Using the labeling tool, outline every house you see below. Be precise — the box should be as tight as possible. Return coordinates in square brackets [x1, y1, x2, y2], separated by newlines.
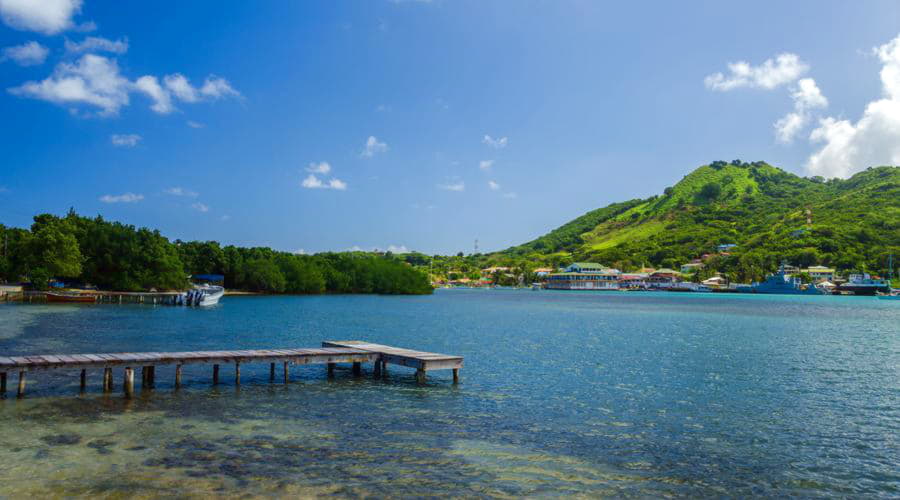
[680, 262, 704, 274]
[533, 268, 553, 277]
[717, 243, 737, 252]
[481, 266, 510, 275]
[646, 269, 682, 288]
[802, 265, 835, 282]
[546, 263, 620, 290]
[619, 273, 650, 288]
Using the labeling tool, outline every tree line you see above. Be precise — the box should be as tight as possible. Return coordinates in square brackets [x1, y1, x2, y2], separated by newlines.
[0, 211, 432, 295]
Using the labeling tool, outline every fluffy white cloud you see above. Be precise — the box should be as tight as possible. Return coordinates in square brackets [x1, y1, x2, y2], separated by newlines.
[482, 134, 507, 148]
[306, 161, 331, 174]
[0, 0, 84, 35]
[438, 181, 465, 192]
[8, 54, 240, 116]
[64, 36, 128, 54]
[191, 202, 209, 213]
[806, 34, 900, 178]
[133, 75, 173, 114]
[774, 78, 828, 143]
[705, 53, 808, 91]
[487, 180, 500, 190]
[99, 192, 143, 203]
[110, 133, 140, 147]
[186, 120, 204, 128]
[387, 245, 409, 253]
[479, 160, 494, 170]
[361, 136, 388, 158]
[503, 192, 518, 199]
[163, 187, 198, 197]
[9, 54, 131, 116]
[301, 174, 346, 190]
[2, 41, 48, 66]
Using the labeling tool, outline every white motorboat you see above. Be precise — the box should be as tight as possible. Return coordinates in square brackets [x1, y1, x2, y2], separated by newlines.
[176, 284, 224, 306]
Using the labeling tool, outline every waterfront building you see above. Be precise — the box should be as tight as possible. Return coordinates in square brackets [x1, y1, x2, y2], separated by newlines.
[619, 273, 650, 288]
[802, 265, 835, 282]
[533, 268, 553, 277]
[680, 262, 704, 274]
[564, 262, 606, 273]
[546, 263, 620, 290]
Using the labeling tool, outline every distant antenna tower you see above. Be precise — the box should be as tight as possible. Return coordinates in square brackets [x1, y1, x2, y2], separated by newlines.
[474, 238, 479, 254]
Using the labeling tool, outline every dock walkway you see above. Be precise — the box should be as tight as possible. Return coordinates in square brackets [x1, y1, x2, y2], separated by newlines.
[0, 341, 462, 398]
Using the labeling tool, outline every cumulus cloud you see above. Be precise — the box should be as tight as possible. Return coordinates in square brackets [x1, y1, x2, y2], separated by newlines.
[438, 180, 465, 192]
[65, 36, 128, 54]
[806, 34, 900, 178]
[0, 0, 85, 35]
[360, 136, 388, 158]
[110, 133, 140, 147]
[9, 54, 131, 116]
[191, 202, 209, 212]
[482, 134, 507, 148]
[479, 159, 494, 170]
[164, 187, 198, 197]
[99, 192, 143, 203]
[705, 53, 808, 91]
[301, 174, 346, 190]
[186, 120, 204, 128]
[306, 161, 331, 174]
[488, 180, 500, 190]
[774, 77, 828, 143]
[8, 54, 240, 116]
[2, 41, 47, 66]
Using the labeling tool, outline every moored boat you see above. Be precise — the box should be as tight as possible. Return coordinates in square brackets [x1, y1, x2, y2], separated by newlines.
[175, 284, 224, 306]
[45, 291, 97, 303]
[837, 274, 890, 296]
[740, 263, 825, 295]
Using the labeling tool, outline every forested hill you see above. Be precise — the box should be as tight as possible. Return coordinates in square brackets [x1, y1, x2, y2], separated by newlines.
[501, 161, 900, 279]
[0, 212, 432, 294]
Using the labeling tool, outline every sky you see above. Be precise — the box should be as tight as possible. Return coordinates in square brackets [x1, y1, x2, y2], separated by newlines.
[1, 1, 900, 255]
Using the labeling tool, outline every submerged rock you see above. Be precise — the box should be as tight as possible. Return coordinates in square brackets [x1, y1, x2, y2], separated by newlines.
[40, 433, 82, 446]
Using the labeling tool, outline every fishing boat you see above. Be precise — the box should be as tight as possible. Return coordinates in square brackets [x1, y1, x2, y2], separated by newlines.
[174, 284, 224, 306]
[739, 263, 825, 295]
[837, 274, 890, 296]
[45, 291, 97, 303]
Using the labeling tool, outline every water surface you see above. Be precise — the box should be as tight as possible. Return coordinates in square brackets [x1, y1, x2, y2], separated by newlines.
[0, 290, 898, 497]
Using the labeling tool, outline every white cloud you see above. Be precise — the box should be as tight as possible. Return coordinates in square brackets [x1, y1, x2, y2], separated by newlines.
[361, 135, 388, 158]
[200, 75, 240, 99]
[186, 120, 204, 128]
[438, 181, 465, 192]
[0, 0, 84, 35]
[375, 104, 391, 112]
[503, 192, 518, 199]
[163, 187, 198, 197]
[488, 180, 500, 190]
[806, 34, 900, 178]
[387, 245, 409, 253]
[110, 133, 140, 147]
[64, 36, 128, 54]
[2, 41, 48, 66]
[705, 53, 808, 91]
[191, 202, 209, 213]
[482, 134, 507, 148]
[294, 248, 306, 255]
[301, 174, 346, 190]
[9, 54, 131, 116]
[220, 215, 231, 222]
[99, 192, 143, 203]
[306, 161, 331, 174]
[9, 54, 240, 116]
[774, 77, 828, 143]
[479, 159, 494, 170]
[163, 73, 198, 102]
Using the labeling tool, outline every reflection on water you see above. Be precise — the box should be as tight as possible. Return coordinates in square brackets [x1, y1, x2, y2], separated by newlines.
[0, 291, 898, 497]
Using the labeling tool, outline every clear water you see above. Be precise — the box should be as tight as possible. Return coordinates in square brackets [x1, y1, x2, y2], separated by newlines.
[0, 290, 897, 497]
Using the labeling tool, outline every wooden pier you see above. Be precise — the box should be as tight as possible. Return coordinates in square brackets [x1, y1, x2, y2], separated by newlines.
[0, 341, 463, 398]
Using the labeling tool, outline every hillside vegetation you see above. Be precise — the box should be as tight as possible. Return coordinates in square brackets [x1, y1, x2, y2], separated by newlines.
[501, 161, 899, 281]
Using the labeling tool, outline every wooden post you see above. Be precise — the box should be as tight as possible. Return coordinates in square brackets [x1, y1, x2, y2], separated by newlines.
[270, 363, 275, 382]
[103, 367, 112, 392]
[1, 372, 6, 395]
[373, 359, 382, 377]
[148, 366, 155, 386]
[283, 362, 289, 383]
[453, 368, 460, 384]
[124, 367, 134, 398]
[141, 366, 148, 386]
[213, 364, 220, 385]
[381, 360, 388, 378]
[327, 363, 335, 377]
[80, 369, 87, 392]
[352, 362, 362, 376]
[234, 362, 241, 385]
[17, 371, 25, 397]
[415, 369, 426, 384]
[175, 364, 182, 388]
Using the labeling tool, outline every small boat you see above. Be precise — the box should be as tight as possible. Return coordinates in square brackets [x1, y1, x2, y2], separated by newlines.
[531, 283, 542, 290]
[45, 291, 97, 303]
[175, 284, 224, 306]
[837, 273, 891, 296]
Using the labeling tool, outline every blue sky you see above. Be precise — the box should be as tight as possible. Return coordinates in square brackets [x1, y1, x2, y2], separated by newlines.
[2, 1, 900, 254]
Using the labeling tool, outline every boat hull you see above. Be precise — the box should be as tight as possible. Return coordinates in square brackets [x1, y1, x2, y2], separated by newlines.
[45, 292, 96, 303]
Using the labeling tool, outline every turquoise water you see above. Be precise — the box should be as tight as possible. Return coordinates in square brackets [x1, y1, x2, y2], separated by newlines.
[0, 290, 898, 497]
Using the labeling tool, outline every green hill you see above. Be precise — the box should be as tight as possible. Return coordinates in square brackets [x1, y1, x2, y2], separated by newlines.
[502, 161, 900, 281]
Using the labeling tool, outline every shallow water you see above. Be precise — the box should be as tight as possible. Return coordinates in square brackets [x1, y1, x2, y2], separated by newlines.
[0, 290, 898, 497]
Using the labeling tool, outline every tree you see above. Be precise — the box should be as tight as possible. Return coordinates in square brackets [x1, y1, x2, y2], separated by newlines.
[29, 216, 82, 278]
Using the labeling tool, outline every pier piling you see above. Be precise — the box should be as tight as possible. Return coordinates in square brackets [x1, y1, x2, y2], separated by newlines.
[124, 368, 134, 398]
[17, 371, 25, 397]
[0, 372, 6, 395]
[80, 369, 86, 392]
[327, 363, 335, 377]
[235, 362, 240, 385]
[213, 364, 219, 385]
[175, 364, 182, 388]
[352, 362, 362, 376]
[270, 363, 275, 382]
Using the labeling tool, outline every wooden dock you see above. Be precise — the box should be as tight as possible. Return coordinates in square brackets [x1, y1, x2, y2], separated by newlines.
[0, 341, 463, 398]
